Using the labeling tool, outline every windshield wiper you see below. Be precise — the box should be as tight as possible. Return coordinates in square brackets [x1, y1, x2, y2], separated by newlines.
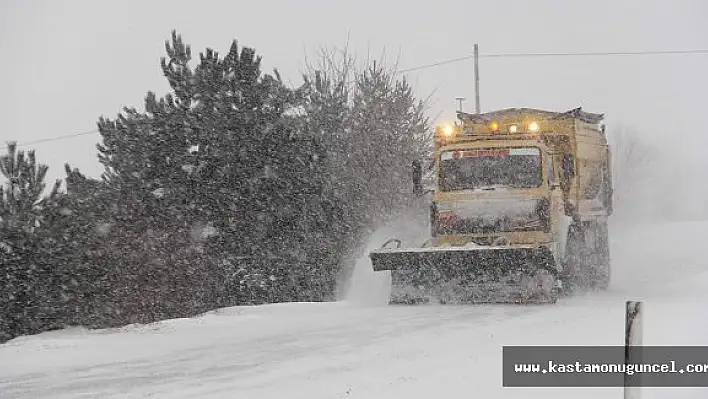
[477, 184, 509, 191]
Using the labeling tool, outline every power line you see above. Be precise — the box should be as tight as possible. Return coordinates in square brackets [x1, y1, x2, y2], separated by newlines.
[398, 54, 477, 73]
[4, 48, 708, 150]
[485, 49, 708, 58]
[340, 48, 708, 85]
[399, 49, 708, 73]
[2, 129, 99, 150]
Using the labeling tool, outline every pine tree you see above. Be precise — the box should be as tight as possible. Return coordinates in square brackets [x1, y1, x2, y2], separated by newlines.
[39, 165, 116, 328]
[0, 142, 61, 340]
[96, 31, 334, 310]
[299, 52, 432, 297]
[347, 62, 430, 225]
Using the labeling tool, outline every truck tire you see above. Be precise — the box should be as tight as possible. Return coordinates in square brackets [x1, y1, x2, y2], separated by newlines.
[563, 221, 610, 291]
[593, 221, 611, 290]
[562, 222, 586, 289]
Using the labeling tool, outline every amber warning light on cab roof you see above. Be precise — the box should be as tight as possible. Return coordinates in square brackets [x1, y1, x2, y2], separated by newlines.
[434, 120, 543, 144]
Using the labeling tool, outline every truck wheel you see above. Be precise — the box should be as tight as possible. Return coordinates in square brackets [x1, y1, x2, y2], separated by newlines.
[563, 221, 609, 291]
[592, 221, 611, 290]
[580, 220, 611, 291]
[562, 222, 587, 290]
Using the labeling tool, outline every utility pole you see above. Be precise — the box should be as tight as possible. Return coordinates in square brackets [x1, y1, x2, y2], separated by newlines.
[474, 44, 481, 114]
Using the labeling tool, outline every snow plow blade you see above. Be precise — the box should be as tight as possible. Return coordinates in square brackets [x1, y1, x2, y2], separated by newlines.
[369, 245, 559, 304]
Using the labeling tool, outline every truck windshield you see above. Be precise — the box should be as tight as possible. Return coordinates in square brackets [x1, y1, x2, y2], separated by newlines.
[438, 147, 542, 191]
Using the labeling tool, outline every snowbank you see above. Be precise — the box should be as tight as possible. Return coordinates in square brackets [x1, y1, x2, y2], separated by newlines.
[1, 219, 707, 398]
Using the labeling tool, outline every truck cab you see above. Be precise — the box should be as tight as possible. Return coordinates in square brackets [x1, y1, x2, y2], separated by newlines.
[425, 107, 612, 288]
[372, 107, 612, 304]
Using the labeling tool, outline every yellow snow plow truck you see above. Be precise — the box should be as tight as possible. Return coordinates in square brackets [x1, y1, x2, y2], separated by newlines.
[369, 107, 613, 304]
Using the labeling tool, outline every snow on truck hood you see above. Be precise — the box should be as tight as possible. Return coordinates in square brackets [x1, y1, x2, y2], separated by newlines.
[437, 197, 541, 220]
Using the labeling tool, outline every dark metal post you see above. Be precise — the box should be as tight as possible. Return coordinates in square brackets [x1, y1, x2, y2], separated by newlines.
[624, 301, 643, 398]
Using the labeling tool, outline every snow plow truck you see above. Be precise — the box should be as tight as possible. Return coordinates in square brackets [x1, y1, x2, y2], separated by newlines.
[369, 107, 613, 304]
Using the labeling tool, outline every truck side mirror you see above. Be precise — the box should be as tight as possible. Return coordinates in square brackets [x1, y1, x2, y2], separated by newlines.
[412, 160, 423, 196]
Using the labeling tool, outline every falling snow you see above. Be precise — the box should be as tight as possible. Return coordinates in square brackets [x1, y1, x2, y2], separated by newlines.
[1, 7, 707, 399]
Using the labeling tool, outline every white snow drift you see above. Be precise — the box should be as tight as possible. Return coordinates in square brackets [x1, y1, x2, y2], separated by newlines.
[1, 219, 708, 398]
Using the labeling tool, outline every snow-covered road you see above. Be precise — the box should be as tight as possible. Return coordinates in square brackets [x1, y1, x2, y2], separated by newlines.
[2, 220, 708, 398]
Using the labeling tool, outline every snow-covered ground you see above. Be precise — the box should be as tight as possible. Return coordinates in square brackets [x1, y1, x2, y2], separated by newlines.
[2, 218, 708, 398]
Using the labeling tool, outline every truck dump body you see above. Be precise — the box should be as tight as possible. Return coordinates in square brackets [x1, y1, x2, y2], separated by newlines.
[370, 107, 612, 304]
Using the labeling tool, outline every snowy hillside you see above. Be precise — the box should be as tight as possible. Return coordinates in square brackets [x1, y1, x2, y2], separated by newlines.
[1, 219, 708, 398]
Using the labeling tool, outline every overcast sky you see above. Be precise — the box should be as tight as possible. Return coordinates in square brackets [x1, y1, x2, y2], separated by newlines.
[1, 0, 707, 183]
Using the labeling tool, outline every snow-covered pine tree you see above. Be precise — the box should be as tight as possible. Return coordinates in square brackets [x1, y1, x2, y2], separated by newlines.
[40, 164, 116, 328]
[96, 31, 335, 311]
[297, 68, 354, 300]
[300, 51, 432, 296]
[348, 62, 431, 225]
[0, 142, 61, 341]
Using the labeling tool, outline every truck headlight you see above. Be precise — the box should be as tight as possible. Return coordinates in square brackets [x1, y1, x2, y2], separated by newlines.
[442, 124, 454, 136]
